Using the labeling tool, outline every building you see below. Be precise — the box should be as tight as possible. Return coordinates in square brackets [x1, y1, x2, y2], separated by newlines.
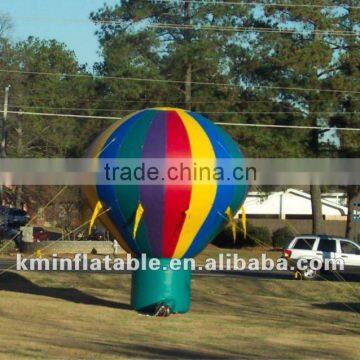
[237, 188, 347, 221]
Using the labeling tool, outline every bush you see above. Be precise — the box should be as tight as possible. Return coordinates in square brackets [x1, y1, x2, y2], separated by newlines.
[272, 226, 295, 249]
[212, 226, 242, 248]
[212, 223, 271, 248]
[247, 225, 272, 247]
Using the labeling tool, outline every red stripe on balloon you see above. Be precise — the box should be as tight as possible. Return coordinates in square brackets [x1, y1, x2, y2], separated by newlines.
[162, 111, 192, 258]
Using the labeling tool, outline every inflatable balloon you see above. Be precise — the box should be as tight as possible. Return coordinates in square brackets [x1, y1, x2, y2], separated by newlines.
[84, 108, 247, 315]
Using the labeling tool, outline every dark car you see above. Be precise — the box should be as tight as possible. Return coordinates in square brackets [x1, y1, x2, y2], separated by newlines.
[33, 227, 50, 242]
[0, 206, 29, 247]
[88, 229, 105, 241]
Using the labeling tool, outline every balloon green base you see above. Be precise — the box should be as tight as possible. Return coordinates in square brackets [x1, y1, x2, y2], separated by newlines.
[131, 258, 191, 314]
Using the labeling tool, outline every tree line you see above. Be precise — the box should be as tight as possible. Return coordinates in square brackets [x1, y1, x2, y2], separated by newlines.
[0, 1, 358, 239]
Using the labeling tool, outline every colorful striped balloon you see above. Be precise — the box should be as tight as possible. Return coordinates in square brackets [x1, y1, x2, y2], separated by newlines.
[84, 108, 247, 259]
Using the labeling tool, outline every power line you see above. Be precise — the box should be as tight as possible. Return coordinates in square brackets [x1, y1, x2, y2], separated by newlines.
[149, 23, 358, 36]
[223, 112, 357, 115]
[5, 95, 360, 104]
[8, 16, 359, 37]
[216, 122, 360, 131]
[9, 106, 134, 113]
[153, 0, 360, 10]
[194, 111, 358, 115]
[1, 69, 359, 94]
[7, 105, 359, 115]
[1, 109, 359, 131]
[3, 110, 119, 120]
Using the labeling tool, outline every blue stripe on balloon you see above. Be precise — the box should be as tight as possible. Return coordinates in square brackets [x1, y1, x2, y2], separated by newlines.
[184, 112, 237, 258]
[213, 122, 248, 212]
[96, 111, 147, 254]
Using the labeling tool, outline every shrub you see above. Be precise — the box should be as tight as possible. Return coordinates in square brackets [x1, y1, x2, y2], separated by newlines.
[212, 226, 242, 248]
[247, 225, 272, 247]
[212, 223, 271, 248]
[272, 226, 295, 249]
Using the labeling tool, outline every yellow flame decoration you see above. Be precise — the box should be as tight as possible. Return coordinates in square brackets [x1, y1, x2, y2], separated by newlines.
[133, 202, 144, 239]
[88, 201, 103, 235]
[241, 206, 247, 239]
[225, 206, 237, 243]
[225, 206, 246, 243]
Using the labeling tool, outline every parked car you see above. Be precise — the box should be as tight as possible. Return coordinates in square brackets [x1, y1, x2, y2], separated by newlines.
[283, 235, 360, 280]
[32, 227, 50, 242]
[0, 207, 29, 251]
[88, 229, 105, 241]
[0, 206, 28, 232]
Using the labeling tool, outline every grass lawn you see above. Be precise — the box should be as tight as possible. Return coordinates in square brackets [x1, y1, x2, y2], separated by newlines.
[0, 269, 359, 359]
[1, 244, 281, 265]
[195, 244, 281, 264]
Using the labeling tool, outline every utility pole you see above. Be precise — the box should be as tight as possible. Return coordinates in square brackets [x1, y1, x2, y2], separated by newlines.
[0, 85, 10, 205]
[184, 0, 192, 110]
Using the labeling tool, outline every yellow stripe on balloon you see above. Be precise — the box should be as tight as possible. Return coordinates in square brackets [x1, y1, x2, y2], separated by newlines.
[172, 109, 217, 258]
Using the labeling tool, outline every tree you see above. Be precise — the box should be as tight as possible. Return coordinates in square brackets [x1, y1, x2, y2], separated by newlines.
[0, 36, 102, 221]
[90, 1, 259, 112]
[90, 1, 309, 155]
[0, 13, 12, 205]
[0, 37, 102, 158]
[325, 2, 359, 239]
[0, 13, 12, 39]
[226, 2, 359, 233]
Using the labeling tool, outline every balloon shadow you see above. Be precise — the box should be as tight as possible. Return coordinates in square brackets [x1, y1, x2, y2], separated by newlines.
[0, 271, 132, 310]
[90, 342, 233, 359]
[312, 302, 360, 313]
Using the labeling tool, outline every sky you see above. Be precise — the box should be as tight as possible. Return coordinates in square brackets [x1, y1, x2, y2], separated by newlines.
[1, 0, 118, 68]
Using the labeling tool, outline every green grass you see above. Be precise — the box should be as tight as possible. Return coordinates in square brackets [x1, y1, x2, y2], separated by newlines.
[0, 269, 359, 359]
